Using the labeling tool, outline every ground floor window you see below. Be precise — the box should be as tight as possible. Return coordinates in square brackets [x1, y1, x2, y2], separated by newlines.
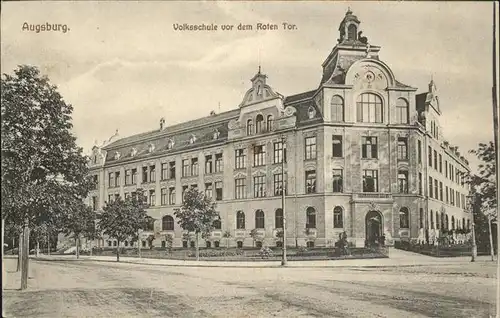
[182, 241, 188, 248]
[108, 240, 112, 247]
[214, 241, 220, 248]
[256, 241, 263, 248]
[142, 241, 146, 248]
[190, 241, 195, 248]
[276, 241, 283, 248]
[237, 241, 243, 248]
[113, 241, 117, 247]
[161, 241, 166, 248]
[206, 241, 211, 248]
[124, 241, 129, 247]
[306, 241, 315, 248]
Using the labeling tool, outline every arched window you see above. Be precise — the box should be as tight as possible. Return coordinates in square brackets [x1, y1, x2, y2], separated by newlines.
[255, 114, 264, 133]
[306, 207, 316, 229]
[441, 213, 446, 230]
[419, 208, 424, 229]
[255, 210, 265, 229]
[347, 24, 357, 41]
[445, 214, 449, 230]
[331, 95, 344, 122]
[212, 219, 221, 230]
[399, 207, 409, 229]
[356, 93, 383, 123]
[246, 119, 253, 136]
[451, 216, 455, 230]
[266, 115, 274, 131]
[436, 212, 440, 229]
[430, 210, 434, 229]
[467, 219, 470, 230]
[162, 215, 174, 231]
[275, 208, 283, 228]
[236, 211, 245, 229]
[462, 217, 466, 230]
[333, 206, 343, 228]
[396, 98, 409, 124]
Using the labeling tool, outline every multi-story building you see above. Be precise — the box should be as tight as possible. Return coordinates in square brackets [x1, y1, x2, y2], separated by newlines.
[83, 9, 471, 249]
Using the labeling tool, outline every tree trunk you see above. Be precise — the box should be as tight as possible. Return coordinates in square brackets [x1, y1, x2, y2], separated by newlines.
[17, 231, 23, 272]
[226, 238, 229, 249]
[21, 219, 29, 290]
[47, 231, 50, 255]
[75, 236, 80, 259]
[36, 240, 40, 257]
[195, 232, 200, 261]
[89, 237, 93, 257]
[116, 240, 120, 262]
[488, 217, 495, 261]
[2, 218, 5, 291]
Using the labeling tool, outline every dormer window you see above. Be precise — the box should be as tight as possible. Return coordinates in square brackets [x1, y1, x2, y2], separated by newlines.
[148, 143, 155, 153]
[114, 152, 121, 160]
[347, 24, 357, 41]
[130, 148, 137, 157]
[246, 119, 253, 136]
[308, 106, 316, 119]
[189, 134, 196, 144]
[213, 129, 220, 140]
[266, 115, 274, 131]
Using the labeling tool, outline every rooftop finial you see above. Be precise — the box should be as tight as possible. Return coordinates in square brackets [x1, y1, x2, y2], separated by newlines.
[346, 7, 352, 15]
[258, 65, 261, 74]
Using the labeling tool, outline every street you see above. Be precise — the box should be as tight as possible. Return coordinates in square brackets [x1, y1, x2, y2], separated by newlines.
[2, 258, 497, 317]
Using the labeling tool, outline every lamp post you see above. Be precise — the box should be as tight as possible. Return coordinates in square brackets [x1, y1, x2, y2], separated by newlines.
[281, 135, 287, 266]
[467, 194, 477, 262]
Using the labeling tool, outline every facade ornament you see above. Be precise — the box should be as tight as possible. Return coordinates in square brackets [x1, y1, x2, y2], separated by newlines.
[213, 129, 220, 140]
[365, 43, 371, 57]
[113, 151, 121, 160]
[166, 138, 175, 150]
[130, 148, 137, 157]
[308, 106, 316, 119]
[160, 118, 166, 131]
[189, 134, 197, 144]
[148, 143, 155, 153]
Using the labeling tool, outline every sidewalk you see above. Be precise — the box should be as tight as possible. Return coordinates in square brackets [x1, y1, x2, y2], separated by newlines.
[29, 249, 495, 269]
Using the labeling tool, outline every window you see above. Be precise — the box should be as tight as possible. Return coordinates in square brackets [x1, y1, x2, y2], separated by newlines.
[397, 137, 408, 160]
[149, 166, 155, 182]
[162, 215, 174, 231]
[363, 170, 378, 192]
[253, 145, 266, 166]
[182, 159, 190, 177]
[439, 182, 443, 201]
[332, 135, 343, 157]
[267, 115, 274, 131]
[114, 172, 120, 187]
[305, 136, 317, 160]
[115, 193, 120, 201]
[356, 93, 383, 123]
[331, 95, 344, 122]
[450, 188, 455, 205]
[399, 207, 409, 229]
[182, 185, 188, 202]
[445, 186, 449, 203]
[109, 172, 115, 188]
[246, 119, 253, 135]
[108, 241, 112, 247]
[235, 149, 246, 169]
[428, 146, 432, 167]
[333, 206, 343, 228]
[205, 183, 213, 199]
[332, 169, 343, 193]
[428, 176, 433, 198]
[160, 163, 167, 180]
[451, 216, 455, 230]
[273, 141, 286, 164]
[92, 196, 98, 211]
[436, 212, 440, 229]
[237, 241, 243, 248]
[255, 210, 265, 228]
[419, 208, 424, 229]
[396, 98, 409, 124]
[418, 140, 422, 164]
[236, 211, 245, 229]
[149, 190, 156, 206]
[439, 154, 443, 173]
[398, 170, 408, 193]
[434, 180, 438, 201]
[256, 114, 264, 133]
[161, 188, 167, 205]
[306, 207, 316, 229]
[433, 150, 438, 170]
[168, 187, 175, 205]
[235, 178, 246, 199]
[213, 219, 221, 230]
[273, 173, 284, 196]
[456, 191, 460, 208]
[347, 24, 357, 40]
[275, 208, 283, 228]
[169, 162, 176, 179]
[430, 210, 434, 229]
[205, 155, 213, 174]
[142, 167, 148, 183]
[113, 241, 117, 247]
[362, 136, 378, 159]
[305, 170, 316, 193]
[125, 170, 131, 185]
[214, 241, 220, 248]
[215, 181, 223, 200]
[254, 175, 266, 198]
[215, 153, 223, 172]
[191, 158, 198, 176]
[418, 172, 423, 195]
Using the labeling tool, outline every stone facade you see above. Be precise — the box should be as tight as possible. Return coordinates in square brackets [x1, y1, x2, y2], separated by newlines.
[73, 10, 472, 250]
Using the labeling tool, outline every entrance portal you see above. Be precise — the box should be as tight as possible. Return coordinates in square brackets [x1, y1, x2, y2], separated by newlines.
[365, 210, 383, 247]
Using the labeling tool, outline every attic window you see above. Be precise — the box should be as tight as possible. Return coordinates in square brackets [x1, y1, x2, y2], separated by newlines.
[308, 106, 316, 119]
[148, 144, 155, 153]
[130, 148, 137, 157]
[189, 135, 197, 144]
[213, 129, 220, 140]
[114, 152, 121, 160]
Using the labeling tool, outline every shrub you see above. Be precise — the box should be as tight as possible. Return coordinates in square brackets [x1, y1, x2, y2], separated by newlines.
[297, 246, 308, 255]
[258, 247, 274, 259]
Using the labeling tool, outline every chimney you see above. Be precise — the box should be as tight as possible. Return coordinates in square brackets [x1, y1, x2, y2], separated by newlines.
[160, 117, 166, 130]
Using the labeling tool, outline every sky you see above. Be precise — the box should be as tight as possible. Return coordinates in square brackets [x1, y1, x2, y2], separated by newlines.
[1, 1, 495, 172]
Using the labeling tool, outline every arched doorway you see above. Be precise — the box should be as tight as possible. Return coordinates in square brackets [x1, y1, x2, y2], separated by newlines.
[365, 210, 383, 246]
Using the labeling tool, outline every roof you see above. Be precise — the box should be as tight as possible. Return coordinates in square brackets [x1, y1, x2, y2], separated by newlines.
[283, 90, 316, 104]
